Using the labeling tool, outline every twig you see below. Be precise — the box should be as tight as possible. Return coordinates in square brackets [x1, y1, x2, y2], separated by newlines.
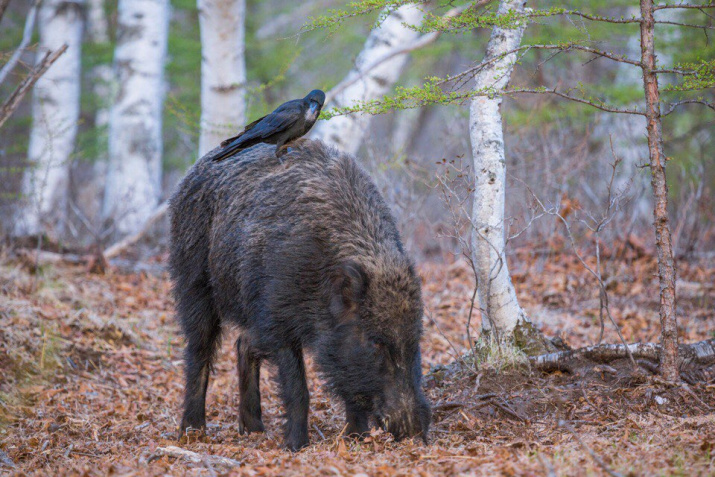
[559, 420, 623, 477]
[0, 44, 68, 129]
[654, 3, 715, 10]
[312, 423, 326, 440]
[503, 87, 645, 115]
[493, 399, 528, 422]
[0, 0, 38, 85]
[661, 99, 715, 116]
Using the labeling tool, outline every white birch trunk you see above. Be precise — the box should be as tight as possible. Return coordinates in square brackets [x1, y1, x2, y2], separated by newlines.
[470, 0, 528, 336]
[15, 0, 84, 237]
[311, 4, 424, 155]
[87, 0, 109, 43]
[102, 0, 168, 237]
[197, 0, 246, 156]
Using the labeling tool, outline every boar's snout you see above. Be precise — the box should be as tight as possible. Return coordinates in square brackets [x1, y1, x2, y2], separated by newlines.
[377, 387, 431, 443]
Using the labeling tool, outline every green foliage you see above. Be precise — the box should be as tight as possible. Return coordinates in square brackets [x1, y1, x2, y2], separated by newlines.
[663, 59, 715, 92]
[303, 0, 416, 33]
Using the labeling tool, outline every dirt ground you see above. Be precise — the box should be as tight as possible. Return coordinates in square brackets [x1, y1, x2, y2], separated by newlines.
[1, 245, 714, 476]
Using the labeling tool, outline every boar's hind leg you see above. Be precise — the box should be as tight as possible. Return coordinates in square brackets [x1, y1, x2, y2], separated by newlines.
[237, 335, 265, 434]
[177, 282, 221, 439]
[276, 346, 310, 451]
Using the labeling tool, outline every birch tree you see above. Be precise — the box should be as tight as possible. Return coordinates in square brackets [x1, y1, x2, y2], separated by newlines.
[197, 0, 247, 156]
[469, 0, 532, 342]
[15, 0, 84, 237]
[311, 4, 425, 155]
[102, 0, 169, 238]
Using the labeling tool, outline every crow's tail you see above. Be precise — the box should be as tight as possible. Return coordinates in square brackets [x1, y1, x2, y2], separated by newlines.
[212, 141, 245, 162]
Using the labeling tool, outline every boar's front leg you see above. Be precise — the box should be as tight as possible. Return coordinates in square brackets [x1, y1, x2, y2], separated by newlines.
[345, 406, 370, 437]
[276, 346, 310, 451]
[236, 335, 265, 434]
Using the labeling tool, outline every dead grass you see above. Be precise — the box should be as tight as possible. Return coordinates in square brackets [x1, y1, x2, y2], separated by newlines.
[0, 246, 714, 475]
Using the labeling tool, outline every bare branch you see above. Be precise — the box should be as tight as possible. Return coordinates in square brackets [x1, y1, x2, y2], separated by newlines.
[555, 9, 640, 24]
[654, 3, 715, 10]
[503, 87, 645, 115]
[656, 19, 715, 29]
[662, 98, 715, 116]
[0, 44, 68, 129]
[443, 43, 642, 92]
[0, 0, 39, 85]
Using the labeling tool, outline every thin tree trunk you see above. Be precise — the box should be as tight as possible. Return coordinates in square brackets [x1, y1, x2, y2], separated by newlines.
[102, 0, 168, 238]
[197, 0, 246, 156]
[311, 4, 424, 155]
[639, 0, 679, 382]
[15, 0, 84, 238]
[469, 0, 540, 346]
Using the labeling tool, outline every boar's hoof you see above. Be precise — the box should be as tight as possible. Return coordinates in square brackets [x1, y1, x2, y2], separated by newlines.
[284, 432, 309, 452]
[238, 414, 265, 435]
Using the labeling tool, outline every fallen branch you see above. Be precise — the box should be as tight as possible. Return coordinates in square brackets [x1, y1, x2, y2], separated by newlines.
[104, 201, 169, 259]
[15, 248, 84, 268]
[0, 44, 67, 129]
[531, 339, 715, 370]
[153, 446, 241, 467]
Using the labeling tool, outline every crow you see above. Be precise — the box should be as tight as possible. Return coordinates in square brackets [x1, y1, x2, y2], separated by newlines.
[212, 90, 326, 162]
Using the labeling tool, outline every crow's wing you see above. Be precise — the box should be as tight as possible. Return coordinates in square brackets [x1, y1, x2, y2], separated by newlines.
[219, 115, 266, 147]
[213, 100, 306, 162]
[218, 99, 304, 147]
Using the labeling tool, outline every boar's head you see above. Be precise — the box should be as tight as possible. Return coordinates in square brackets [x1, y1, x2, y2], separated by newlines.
[318, 259, 431, 443]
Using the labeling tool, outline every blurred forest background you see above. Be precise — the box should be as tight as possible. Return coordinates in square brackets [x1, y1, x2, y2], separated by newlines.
[1, 0, 713, 260]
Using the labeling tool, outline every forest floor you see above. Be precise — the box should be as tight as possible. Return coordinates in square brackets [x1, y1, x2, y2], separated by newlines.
[1, 241, 714, 476]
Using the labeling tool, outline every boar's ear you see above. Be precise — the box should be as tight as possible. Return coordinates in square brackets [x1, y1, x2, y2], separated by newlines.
[329, 262, 368, 319]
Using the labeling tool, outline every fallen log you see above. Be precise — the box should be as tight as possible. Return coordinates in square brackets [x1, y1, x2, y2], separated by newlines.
[530, 339, 715, 371]
[153, 446, 241, 467]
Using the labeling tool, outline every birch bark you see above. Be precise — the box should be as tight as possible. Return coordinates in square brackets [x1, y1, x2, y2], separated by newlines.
[469, 0, 531, 339]
[16, 0, 84, 237]
[102, 0, 168, 237]
[197, 0, 246, 156]
[311, 4, 424, 155]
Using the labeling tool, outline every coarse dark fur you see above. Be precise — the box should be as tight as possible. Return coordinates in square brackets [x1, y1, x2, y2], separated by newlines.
[169, 140, 431, 451]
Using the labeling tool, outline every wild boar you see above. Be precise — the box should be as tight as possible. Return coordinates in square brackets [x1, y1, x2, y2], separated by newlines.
[169, 140, 430, 450]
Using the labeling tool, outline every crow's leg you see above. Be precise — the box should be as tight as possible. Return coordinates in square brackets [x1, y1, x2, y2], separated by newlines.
[275, 143, 289, 161]
[237, 335, 265, 434]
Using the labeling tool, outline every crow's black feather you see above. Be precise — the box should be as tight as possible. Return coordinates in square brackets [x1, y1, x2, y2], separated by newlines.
[213, 90, 326, 162]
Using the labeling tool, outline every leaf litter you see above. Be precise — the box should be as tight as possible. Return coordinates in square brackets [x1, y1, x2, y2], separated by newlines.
[0, 244, 713, 475]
